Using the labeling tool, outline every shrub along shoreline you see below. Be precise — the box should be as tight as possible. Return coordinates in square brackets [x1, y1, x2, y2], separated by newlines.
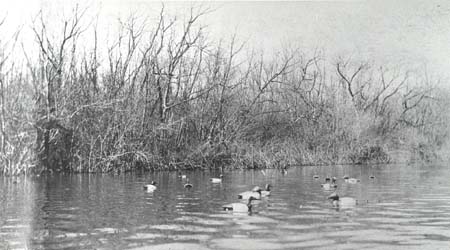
[0, 6, 449, 175]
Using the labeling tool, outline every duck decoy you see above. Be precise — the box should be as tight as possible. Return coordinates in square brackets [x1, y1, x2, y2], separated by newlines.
[369, 175, 375, 179]
[238, 186, 262, 200]
[313, 175, 320, 179]
[178, 173, 187, 179]
[345, 178, 360, 184]
[321, 178, 337, 190]
[327, 192, 357, 209]
[143, 181, 157, 192]
[210, 174, 223, 183]
[325, 176, 331, 182]
[223, 196, 257, 213]
[261, 184, 272, 197]
[184, 178, 193, 189]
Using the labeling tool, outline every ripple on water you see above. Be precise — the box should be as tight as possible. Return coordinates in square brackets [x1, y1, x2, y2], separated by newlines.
[278, 224, 317, 230]
[209, 238, 283, 250]
[328, 229, 415, 243]
[167, 234, 212, 241]
[124, 233, 164, 240]
[420, 221, 450, 226]
[129, 243, 211, 250]
[284, 239, 336, 249]
[174, 216, 229, 226]
[2, 165, 450, 250]
[150, 224, 218, 233]
[94, 227, 128, 234]
[359, 217, 418, 224]
[279, 232, 327, 242]
[284, 214, 335, 220]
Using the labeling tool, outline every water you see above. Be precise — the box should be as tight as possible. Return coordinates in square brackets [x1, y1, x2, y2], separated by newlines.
[1, 164, 450, 250]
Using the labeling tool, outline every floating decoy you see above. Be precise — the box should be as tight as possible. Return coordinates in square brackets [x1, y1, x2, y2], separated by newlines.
[184, 178, 193, 189]
[313, 175, 320, 179]
[210, 174, 223, 183]
[345, 178, 360, 184]
[369, 175, 375, 179]
[325, 176, 331, 182]
[261, 184, 272, 197]
[328, 192, 357, 209]
[223, 196, 257, 213]
[321, 178, 337, 190]
[178, 173, 187, 179]
[143, 181, 157, 192]
[343, 175, 349, 180]
[238, 186, 262, 200]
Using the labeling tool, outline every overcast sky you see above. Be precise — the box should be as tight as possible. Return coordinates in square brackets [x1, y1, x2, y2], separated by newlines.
[2, 0, 450, 83]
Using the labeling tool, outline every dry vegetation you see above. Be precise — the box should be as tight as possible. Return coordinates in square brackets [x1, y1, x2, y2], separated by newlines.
[1, 6, 449, 175]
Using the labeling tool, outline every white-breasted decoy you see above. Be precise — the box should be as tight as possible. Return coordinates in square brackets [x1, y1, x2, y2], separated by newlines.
[223, 196, 257, 213]
[345, 178, 360, 184]
[328, 192, 357, 209]
[184, 178, 193, 189]
[210, 174, 223, 183]
[178, 173, 187, 179]
[143, 181, 157, 192]
[238, 186, 262, 200]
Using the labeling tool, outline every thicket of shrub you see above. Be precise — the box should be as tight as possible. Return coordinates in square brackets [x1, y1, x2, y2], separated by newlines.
[1, 6, 449, 174]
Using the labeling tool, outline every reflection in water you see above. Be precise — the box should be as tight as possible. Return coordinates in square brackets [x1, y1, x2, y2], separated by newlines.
[0, 164, 450, 249]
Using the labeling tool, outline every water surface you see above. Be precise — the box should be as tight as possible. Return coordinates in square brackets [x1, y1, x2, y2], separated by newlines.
[1, 164, 450, 250]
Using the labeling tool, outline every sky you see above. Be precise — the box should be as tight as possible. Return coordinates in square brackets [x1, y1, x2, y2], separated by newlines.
[1, 0, 450, 83]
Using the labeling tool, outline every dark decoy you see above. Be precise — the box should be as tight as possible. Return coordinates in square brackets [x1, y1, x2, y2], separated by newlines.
[328, 192, 357, 208]
[261, 184, 272, 197]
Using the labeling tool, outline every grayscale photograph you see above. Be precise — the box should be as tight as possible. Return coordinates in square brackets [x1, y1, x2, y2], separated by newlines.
[0, 0, 449, 249]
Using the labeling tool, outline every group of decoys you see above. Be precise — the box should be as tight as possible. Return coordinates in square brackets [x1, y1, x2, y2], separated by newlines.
[143, 170, 373, 213]
[143, 172, 224, 192]
[223, 184, 272, 212]
[318, 174, 375, 208]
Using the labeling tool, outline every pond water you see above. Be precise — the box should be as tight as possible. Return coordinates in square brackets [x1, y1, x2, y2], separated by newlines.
[1, 164, 450, 250]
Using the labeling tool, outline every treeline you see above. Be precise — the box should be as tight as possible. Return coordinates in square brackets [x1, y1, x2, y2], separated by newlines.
[0, 6, 449, 175]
